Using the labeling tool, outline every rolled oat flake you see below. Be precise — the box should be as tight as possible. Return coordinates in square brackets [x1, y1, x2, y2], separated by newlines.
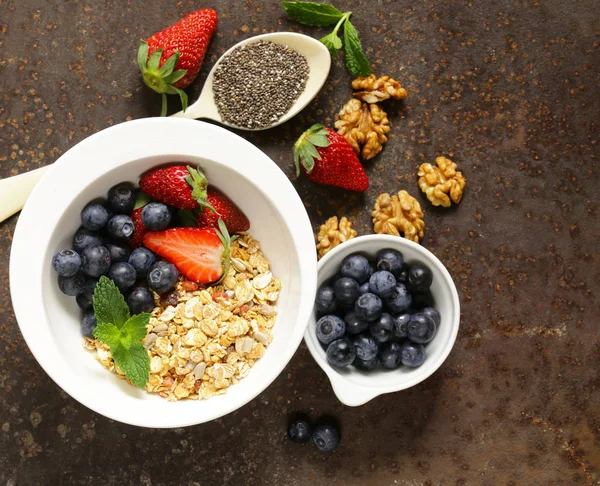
[212, 41, 309, 129]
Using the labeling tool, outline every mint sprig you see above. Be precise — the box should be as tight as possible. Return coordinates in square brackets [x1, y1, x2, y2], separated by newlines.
[92, 276, 150, 389]
[281, 2, 371, 77]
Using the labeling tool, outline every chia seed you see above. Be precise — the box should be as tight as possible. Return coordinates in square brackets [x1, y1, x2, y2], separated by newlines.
[212, 41, 310, 129]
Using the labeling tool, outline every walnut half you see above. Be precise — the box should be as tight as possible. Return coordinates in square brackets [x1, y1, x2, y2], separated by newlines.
[352, 74, 408, 103]
[316, 216, 357, 259]
[335, 98, 391, 161]
[372, 190, 425, 243]
[418, 156, 466, 207]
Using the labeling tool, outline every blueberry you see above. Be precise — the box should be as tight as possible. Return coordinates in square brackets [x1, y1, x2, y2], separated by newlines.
[128, 247, 156, 279]
[81, 245, 111, 278]
[393, 313, 411, 340]
[333, 277, 360, 306]
[407, 313, 436, 343]
[58, 272, 86, 296]
[340, 254, 371, 283]
[72, 227, 104, 253]
[106, 243, 131, 264]
[344, 311, 369, 335]
[287, 418, 312, 444]
[107, 214, 135, 240]
[354, 293, 382, 322]
[81, 312, 97, 338]
[107, 262, 137, 291]
[412, 291, 434, 309]
[378, 342, 403, 369]
[352, 334, 379, 361]
[147, 261, 179, 293]
[367, 263, 376, 279]
[76, 292, 93, 311]
[107, 182, 136, 214]
[81, 203, 109, 231]
[384, 283, 412, 314]
[315, 315, 345, 345]
[422, 307, 441, 327]
[406, 264, 433, 292]
[358, 281, 370, 296]
[312, 423, 340, 452]
[83, 277, 99, 301]
[315, 286, 337, 315]
[353, 356, 379, 370]
[326, 337, 356, 368]
[397, 269, 408, 283]
[52, 249, 81, 277]
[127, 287, 155, 314]
[141, 202, 171, 231]
[370, 313, 394, 343]
[368, 271, 396, 298]
[376, 248, 405, 278]
[401, 341, 426, 367]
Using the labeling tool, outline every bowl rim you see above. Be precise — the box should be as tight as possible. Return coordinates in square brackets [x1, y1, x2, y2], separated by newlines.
[9, 117, 317, 427]
[304, 234, 460, 406]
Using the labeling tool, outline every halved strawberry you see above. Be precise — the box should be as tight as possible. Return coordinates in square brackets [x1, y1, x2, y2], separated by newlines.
[129, 208, 148, 248]
[196, 187, 249, 233]
[143, 219, 233, 284]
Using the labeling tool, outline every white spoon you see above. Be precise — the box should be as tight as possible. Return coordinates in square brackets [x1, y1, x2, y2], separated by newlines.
[0, 32, 331, 223]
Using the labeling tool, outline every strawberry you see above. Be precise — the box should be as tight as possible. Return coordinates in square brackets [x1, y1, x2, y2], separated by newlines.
[129, 208, 148, 248]
[293, 124, 369, 192]
[138, 8, 218, 116]
[196, 187, 250, 233]
[143, 220, 234, 284]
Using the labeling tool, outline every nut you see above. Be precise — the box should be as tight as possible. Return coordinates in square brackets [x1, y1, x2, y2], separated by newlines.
[334, 98, 390, 160]
[372, 190, 425, 243]
[315, 216, 357, 259]
[352, 74, 408, 103]
[418, 156, 466, 207]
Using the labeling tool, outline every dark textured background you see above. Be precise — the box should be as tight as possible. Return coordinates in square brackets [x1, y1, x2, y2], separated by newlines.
[1, 0, 598, 484]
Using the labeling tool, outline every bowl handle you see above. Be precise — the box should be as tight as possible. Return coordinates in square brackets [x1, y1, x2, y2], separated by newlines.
[0, 166, 50, 224]
[327, 374, 383, 407]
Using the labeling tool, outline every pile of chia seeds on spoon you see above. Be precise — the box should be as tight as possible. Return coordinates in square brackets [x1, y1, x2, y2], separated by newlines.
[212, 40, 310, 129]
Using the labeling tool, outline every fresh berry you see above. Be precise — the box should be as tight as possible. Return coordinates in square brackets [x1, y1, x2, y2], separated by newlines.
[107, 182, 137, 214]
[393, 313, 411, 340]
[83, 278, 99, 301]
[81, 203, 109, 231]
[107, 214, 135, 240]
[354, 293, 382, 322]
[352, 334, 379, 361]
[326, 337, 356, 368]
[81, 312, 97, 338]
[73, 227, 104, 254]
[315, 286, 337, 315]
[127, 287, 155, 314]
[353, 356, 379, 370]
[141, 202, 172, 231]
[368, 271, 396, 298]
[196, 187, 250, 233]
[422, 307, 441, 327]
[147, 261, 179, 293]
[407, 313, 437, 343]
[76, 292, 93, 311]
[58, 272, 86, 296]
[401, 341, 426, 367]
[315, 315, 345, 345]
[52, 249, 81, 277]
[339, 254, 371, 283]
[370, 313, 394, 343]
[344, 311, 369, 335]
[333, 277, 360, 306]
[406, 264, 433, 292]
[358, 281, 370, 295]
[128, 247, 157, 279]
[129, 208, 148, 248]
[144, 221, 232, 284]
[106, 243, 131, 264]
[107, 262, 137, 291]
[379, 342, 403, 369]
[376, 249, 404, 278]
[139, 8, 218, 115]
[412, 291, 434, 309]
[81, 246, 111, 278]
[287, 417, 312, 444]
[312, 423, 340, 452]
[293, 125, 369, 192]
[384, 283, 412, 314]
[396, 268, 408, 283]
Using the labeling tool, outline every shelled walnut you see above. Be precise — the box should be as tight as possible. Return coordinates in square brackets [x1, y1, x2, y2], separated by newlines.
[316, 216, 357, 259]
[352, 74, 408, 103]
[372, 190, 425, 243]
[418, 156, 466, 207]
[335, 99, 391, 160]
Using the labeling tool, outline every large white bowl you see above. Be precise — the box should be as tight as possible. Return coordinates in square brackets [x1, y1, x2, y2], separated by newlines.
[305, 235, 460, 406]
[9, 118, 317, 428]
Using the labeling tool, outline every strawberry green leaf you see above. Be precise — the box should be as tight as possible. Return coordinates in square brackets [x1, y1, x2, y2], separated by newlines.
[158, 51, 179, 77]
[164, 70, 187, 85]
[92, 276, 130, 329]
[172, 87, 188, 113]
[137, 41, 149, 72]
[147, 49, 163, 71]
[185, 166, 216, 213]
[293, 124, 329, 176]
[216, 218, 233, 284]
[134, 191, 152, 210]
[160, 94, 168, 117]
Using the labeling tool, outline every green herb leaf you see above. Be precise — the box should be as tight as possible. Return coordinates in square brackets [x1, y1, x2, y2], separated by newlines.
[111, 342, 150, 389]
[343, 21, 371, 77]
[121, 313, 151, 346]
[92, 276, 130, 329]
[93, 323, 122, 349]
[282, 1, 345, 26]
[320, 31, 342, 57]
[134, 191, 152, 210]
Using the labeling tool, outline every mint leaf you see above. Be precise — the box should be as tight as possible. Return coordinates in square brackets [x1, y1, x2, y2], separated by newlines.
[121, 313, 151, 346]
[111, 342, 150, 389]
[320, 31, 342, 57]
[343, 21, 371, 77]
[93, 323, 122, 349]
[282, 1, 345, 26]
[93, 276, 130, 329]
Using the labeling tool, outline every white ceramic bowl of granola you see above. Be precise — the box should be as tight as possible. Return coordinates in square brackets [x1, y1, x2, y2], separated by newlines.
[10, 117, 317, 428]
[304, 235, 460, 406]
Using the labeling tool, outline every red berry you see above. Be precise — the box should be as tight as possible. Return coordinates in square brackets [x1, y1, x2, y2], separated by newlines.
[196, 187, 250, 233]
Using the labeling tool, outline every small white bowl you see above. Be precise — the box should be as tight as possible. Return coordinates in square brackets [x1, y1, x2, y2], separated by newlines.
[10, 117, 317, 428]
[304, 235, 460, 406]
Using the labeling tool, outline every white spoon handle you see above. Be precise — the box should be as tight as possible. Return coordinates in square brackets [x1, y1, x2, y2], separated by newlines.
[0, 166, 50, 224]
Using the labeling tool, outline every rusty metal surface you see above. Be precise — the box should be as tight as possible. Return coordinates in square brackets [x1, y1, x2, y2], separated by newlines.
[0, 0, 598, 484]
